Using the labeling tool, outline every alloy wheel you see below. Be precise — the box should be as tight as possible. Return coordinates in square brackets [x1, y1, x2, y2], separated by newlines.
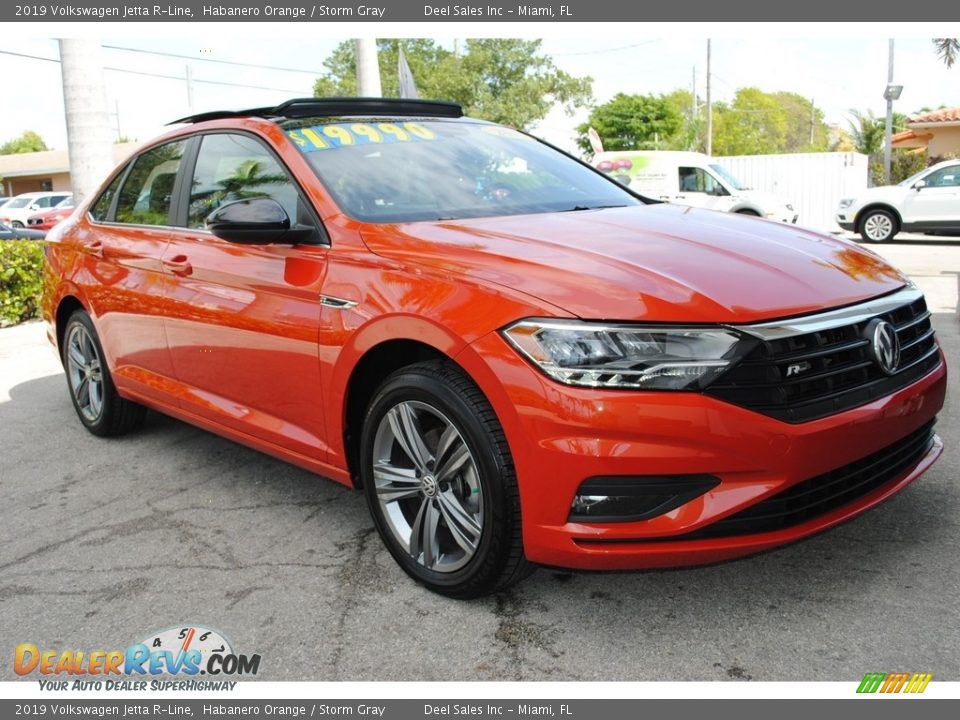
[65, 323, 104, 423]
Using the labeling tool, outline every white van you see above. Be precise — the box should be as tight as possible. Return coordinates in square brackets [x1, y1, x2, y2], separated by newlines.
[593, 151, 798, 224]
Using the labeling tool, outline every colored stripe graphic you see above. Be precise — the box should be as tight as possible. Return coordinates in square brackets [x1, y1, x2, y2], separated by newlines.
[856, 672, 932, 694]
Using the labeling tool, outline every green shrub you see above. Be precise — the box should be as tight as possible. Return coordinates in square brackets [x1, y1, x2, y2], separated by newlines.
[0, 239, 45, 326]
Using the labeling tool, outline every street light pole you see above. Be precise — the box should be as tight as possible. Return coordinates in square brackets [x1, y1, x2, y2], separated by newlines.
[884, 39, 894, 184]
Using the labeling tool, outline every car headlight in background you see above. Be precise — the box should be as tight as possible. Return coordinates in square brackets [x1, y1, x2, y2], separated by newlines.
[837, 199, 854, 209]
[501, 320, 749, 390]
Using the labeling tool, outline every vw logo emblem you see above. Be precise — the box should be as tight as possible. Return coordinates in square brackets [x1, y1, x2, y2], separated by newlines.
[865, 319, 900, 375]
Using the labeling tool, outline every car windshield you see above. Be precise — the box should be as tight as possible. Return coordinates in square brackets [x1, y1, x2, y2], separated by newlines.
[709, 163, 750, 191]
[6, 197, 34, 209]
[53, 197, 74, 209]
[286, 119, 640, 223]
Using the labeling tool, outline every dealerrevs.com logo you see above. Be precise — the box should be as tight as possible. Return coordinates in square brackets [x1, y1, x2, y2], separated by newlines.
[14, 625, 260, 690]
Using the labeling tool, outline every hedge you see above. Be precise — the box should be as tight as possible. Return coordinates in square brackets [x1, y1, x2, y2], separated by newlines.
[0, 239, 45, 326]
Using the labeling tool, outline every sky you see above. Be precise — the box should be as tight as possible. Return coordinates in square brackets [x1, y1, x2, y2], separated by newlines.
[1, 25, 959, 155]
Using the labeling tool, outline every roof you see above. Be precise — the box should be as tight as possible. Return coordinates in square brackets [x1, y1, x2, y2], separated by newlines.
[891, 128, 933, 148]
[908, 107, 960, 125]
[0, 143, 139, 179]
[168, 97, 464, 125]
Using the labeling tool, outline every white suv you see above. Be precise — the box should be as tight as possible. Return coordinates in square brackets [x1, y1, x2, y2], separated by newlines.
[836, 160, 960, 242]
[0, 191, 73, 228]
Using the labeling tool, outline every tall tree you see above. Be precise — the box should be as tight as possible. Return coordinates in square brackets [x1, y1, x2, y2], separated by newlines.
[711, 88, 829, 155]
[0, 130, 48, 155]
[313, 39, 592, 130]
[575, 93, 684, 152]
[933, 38, 959, 68]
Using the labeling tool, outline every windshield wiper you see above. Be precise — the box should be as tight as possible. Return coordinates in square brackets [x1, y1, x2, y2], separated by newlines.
[563, 204, 629, 212]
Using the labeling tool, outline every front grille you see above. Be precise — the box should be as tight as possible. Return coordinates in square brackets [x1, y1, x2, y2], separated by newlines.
[707, 294, 940, 422]
[686, 420, 936, 539]
[27, 218, 43, 226]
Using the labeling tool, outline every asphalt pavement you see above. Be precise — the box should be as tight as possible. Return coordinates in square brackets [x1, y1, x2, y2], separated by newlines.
[0, 235, 957, 682]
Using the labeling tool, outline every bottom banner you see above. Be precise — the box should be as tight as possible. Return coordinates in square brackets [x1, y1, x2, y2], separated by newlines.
[2, 699, 958, 720]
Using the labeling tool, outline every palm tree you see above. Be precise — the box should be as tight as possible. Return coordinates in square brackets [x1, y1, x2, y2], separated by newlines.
[847, 110, 886, 156]
[933, 38, 959, 68]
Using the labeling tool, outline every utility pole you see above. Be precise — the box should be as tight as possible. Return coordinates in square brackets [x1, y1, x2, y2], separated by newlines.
[884, 39, 895, 184]
[58, 39, 113, 205]
[691, 66, 697, 149]
[355, 38, 382, 97]
[705, 39, 712, 156]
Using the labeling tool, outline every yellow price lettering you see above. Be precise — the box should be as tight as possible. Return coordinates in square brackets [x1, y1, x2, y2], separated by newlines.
[403, 122, 436, 140]
[377, 123, 409, 142]
[301, 128, 329, 149]
[323, 126, 355, 145]
[351, 124, 382, 143]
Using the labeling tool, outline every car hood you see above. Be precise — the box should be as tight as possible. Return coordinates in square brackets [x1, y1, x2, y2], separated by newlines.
[851, 185, 910, 204]
[360, 204, 907, 323]
[739, 189, 793, 209]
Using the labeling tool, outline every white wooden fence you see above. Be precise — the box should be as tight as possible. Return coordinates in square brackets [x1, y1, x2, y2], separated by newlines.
[712, 152, 869, 232]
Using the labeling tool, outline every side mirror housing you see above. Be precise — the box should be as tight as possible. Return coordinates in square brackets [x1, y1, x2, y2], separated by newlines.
[207, 197, 314, 244]
[913, 180, 927, 191]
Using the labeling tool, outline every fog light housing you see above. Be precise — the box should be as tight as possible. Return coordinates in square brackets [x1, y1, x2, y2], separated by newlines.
[569, 475, 720, 523]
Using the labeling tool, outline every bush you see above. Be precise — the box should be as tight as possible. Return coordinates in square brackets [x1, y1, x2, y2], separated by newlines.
[869, 150, 929, 186]
[0, 239, 45, 326]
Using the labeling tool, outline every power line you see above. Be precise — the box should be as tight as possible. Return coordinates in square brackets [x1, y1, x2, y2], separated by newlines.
[0, 49, 306, 94]
[553, 40, 660, 57]
[101, 44, 327, 75]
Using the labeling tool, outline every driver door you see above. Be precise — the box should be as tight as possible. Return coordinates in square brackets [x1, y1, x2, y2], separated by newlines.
[676, 166, 735, 212]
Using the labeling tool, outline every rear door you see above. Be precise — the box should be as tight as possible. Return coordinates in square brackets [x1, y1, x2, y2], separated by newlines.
[78, 140, 187, 403]
[160, 131, 332, 461]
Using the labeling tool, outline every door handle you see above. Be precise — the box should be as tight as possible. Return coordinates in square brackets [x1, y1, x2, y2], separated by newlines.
[84, 241, 104, 258]
[162, 254, 193, 276]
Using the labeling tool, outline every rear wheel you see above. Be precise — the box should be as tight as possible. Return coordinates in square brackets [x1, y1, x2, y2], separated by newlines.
[62, 310, 146, 436]
[360, 361, 531, 598]
[859, 209, 898, 243]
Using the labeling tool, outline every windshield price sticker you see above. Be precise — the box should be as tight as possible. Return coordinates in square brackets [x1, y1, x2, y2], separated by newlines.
[287, 122, 437, 152]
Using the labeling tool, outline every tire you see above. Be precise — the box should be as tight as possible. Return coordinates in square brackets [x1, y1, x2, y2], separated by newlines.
[11, 221, 24, 229]
[859, 208, 898, 243]
[62, 310, 147, 436]
[360, 361, 532, 598]
[735, 209, 761, 217]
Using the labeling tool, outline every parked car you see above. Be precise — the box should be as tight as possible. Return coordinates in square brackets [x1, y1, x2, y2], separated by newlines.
[42, 98, 945, 597]
[593, 150, 798, 223]
[0, 221, 46, 240]
[836, 159, 960, 242]
[26, 196, 75, 231]
[1, 191, 72, 228]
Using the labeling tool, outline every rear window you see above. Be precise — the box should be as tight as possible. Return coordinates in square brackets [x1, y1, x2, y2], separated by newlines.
[90, 171, 126, 222]
[287, 119, 638, 223]
[115, 140, 187, 226]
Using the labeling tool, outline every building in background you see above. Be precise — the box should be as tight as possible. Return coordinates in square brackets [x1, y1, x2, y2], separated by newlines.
[0, 143, 137, 196]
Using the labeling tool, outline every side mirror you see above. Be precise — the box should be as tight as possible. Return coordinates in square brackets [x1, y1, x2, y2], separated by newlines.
[913, 180, 927, 191]
[207, 197, 314, 244]
[28, 204, 40, 211]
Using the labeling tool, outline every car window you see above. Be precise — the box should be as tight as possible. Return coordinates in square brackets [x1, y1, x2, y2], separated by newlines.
[287, 119, 639, 223]
[679, 167, 724, 194]
[188, 133, 302, 229]
[924, 166, 960, 188]
[6, 197, 33, 209]
[90, 171, 126, 222]
[115, 140, 187, 226]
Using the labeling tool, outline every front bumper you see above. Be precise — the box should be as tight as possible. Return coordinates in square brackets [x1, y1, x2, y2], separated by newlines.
[835, 213, 855, 231]
[464, 332, 947, 571]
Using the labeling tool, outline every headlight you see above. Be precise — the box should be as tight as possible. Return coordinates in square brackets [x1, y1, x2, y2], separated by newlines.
[501, 320, 749, 390]
[838, 198, 854, 209]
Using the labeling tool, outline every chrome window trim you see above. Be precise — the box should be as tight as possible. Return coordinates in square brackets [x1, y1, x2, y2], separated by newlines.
[734, 286, 923, 341]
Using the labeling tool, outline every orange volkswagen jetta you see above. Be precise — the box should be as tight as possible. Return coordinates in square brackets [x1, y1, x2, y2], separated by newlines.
[43, 99, 946, 597]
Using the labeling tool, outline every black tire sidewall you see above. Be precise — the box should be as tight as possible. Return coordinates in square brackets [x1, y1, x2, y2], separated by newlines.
[360, 367, 513, 596]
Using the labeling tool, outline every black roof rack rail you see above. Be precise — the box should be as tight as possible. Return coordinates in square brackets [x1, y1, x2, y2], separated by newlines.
[168, 97, 464, 125]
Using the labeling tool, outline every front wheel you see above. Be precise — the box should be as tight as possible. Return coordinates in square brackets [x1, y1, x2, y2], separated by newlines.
[11, 221, 24, 229]
[360, 361, 531, 598]
[859, 209, 898, 242]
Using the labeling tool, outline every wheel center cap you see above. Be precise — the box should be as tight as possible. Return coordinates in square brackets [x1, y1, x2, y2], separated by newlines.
[421, 474, 438, 497]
